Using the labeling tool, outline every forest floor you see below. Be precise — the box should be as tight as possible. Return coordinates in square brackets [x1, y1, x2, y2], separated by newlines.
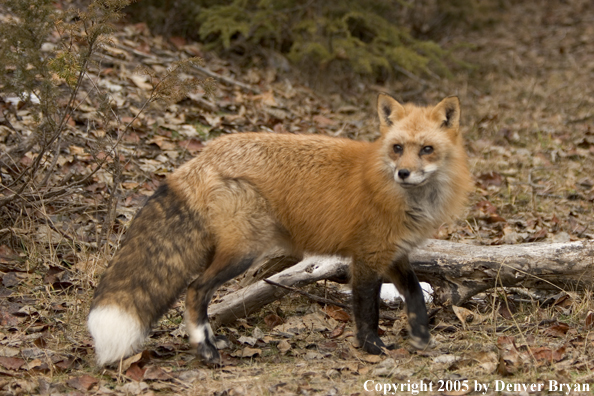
[0, 0, 593, 395]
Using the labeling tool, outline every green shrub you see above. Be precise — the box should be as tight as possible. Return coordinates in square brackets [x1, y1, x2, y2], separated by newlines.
[128, 0, 488, 82]
[197, 0, 450, 79]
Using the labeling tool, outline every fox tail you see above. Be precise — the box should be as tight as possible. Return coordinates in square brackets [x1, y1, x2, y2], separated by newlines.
[87, 183, 211, 366]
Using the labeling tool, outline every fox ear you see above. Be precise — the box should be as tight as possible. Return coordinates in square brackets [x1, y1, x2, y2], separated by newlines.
[377, 93, 406, 128]
[431, 96, 460, 130]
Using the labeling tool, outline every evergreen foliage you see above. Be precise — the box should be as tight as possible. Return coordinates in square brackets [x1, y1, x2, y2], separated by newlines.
[129, 0, 485, 80]
[197, 0, 452, 79]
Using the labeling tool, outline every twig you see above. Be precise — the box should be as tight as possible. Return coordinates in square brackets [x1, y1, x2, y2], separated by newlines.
[262, 278, 399, 320]
[0, 135, 37, 175]
[112, 42, 259, 93]
[39, 135, 62, 187]
[190, 94, 219, 112]
[191, 64, 261, 94]
[0, 23, 98, 209]
[263, 278, 351, 311]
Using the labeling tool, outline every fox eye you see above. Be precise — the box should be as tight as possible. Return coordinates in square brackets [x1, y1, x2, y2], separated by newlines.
[393, 144, 403, 154]
[421, 146, 434, 155]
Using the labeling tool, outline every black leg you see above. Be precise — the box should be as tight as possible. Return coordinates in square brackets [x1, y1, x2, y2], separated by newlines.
[351, 265, 385, 354]
[186, 255, 255, 364]
[387, 254, 430, 349]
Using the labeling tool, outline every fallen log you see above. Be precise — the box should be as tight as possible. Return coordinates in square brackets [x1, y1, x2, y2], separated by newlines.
[411, 239, 594, 304]
[209, 240, 594, 326]
[209, 255, 350, 327]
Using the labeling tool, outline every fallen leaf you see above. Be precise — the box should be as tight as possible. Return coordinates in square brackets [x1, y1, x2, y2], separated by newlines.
[552, 345, 567, 361]
[328, 322, 346, 339]
[497, 336, 521, 367]
[237, 336, 257, 346]
[25, 359, 48, 372]
[252, 326, 265, 340]
[120, 351, 150, 372]
[126, 362, 146, 382]
[471, 351, 498, 373]
[129, 74, 152, 90]
[313, 114, 337, 127]
[498, 304, 513, 320]
[66, 374, 98, 391]
[387, 348, 410, 359]
[585, 311, 594, 329]
[2, 272, 22, 287]
[360, 354, 382, 364]
[0, 311, 19, 326]
[0, 245, 19, 264]
[477, 171, 503, 188]
[233, 347, 261, 358]
[54, 357, 76, 371]
[497, 354, 512, 376]
[525, 228, 547, 242]
[0, 356, 25, 370]
[318, 340, 338, 352]
[237, 336, 258, 346]
[148, 135, 176, 151]
[116, 381, 149, 395]
[21, 348, 45, 359]
[486, 213, 507, 223]
[143, 365, 173, 381]
[325, 368, 340, 378]
[277, 340, 291, 355]
[433, 354, 461, 365]
[323, 305, 350, 322]
[43, 266, 63, 285]
[304, 351, 324, 360]
[544, 322, 570, 337]
[530, 345, 566, 363]
[0, 347, 20, 357]
[553, 293, 573, 308]
[453, 306, 486, 327]
[253, 91, 277, 106]
[179, 138, 204, 154]
[177, 369, 207, 384]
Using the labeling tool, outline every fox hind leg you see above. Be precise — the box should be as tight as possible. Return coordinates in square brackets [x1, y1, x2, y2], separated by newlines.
[184, 177, 281, 363]
[185, 253, 257, 364]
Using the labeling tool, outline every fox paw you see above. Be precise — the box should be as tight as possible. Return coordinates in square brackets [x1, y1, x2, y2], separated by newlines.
[195, 341, 221, 365]
[212, 335, 230, 350]
[408, 328, 432, 350]
[359, 335, 387, 355]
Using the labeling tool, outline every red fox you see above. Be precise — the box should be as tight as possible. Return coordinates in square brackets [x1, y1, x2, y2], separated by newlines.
[88, 94, 472, 366]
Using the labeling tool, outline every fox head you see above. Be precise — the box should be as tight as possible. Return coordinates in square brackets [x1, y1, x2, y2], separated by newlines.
[376, 93, 464, 188]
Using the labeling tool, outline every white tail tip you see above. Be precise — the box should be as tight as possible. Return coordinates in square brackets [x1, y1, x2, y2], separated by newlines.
[87, 305, 146, 366]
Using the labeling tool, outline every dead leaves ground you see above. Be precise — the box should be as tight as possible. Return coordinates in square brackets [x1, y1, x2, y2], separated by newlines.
[1, 0, 594, 394]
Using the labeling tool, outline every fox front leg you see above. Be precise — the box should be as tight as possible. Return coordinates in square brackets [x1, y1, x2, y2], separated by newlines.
[387, 254, 430, 349]
[351, 265, 386, 354]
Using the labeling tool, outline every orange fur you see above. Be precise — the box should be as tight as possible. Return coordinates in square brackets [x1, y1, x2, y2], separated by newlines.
[169, 95, 472, 270]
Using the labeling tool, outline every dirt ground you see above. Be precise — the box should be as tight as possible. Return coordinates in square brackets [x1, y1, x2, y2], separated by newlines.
[0, 0, 593, 395]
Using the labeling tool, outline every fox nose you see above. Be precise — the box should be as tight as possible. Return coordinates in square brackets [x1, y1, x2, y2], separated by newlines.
[397, 169, 410, 180]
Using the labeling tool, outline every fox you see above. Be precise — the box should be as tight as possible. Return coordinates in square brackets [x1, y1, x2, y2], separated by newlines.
[87, 93, 472, 366]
